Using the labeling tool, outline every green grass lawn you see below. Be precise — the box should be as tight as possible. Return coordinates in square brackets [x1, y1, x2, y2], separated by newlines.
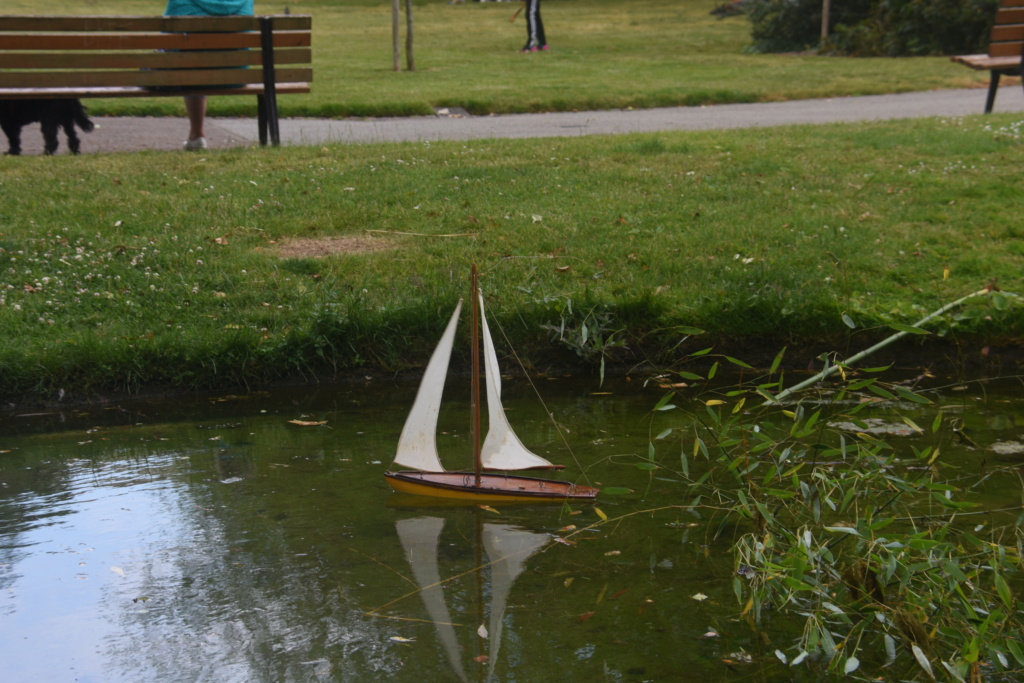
[5, 0, 999, 117]
[0, 115, 1021, 399]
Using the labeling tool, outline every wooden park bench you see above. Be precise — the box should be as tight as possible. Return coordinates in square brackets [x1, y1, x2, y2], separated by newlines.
[0, 14, 312, 146]
[951, 0, 1024, 114]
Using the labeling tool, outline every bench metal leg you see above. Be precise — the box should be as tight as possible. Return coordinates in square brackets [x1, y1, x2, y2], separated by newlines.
[257, 94, 268, 146]
[985, 70, 1001, 114]
[259, 16, 281, 147]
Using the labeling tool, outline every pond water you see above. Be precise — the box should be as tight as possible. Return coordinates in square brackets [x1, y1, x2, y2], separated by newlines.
[0, 373, 1021, 682]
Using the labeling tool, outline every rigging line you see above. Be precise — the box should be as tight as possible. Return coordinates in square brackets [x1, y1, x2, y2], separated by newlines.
[486, 302, 594, 488]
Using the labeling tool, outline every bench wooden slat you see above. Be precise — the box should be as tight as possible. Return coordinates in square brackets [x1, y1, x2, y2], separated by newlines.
[0, 31, 310, 51]
[990, 24, 1024, 41]
[0, 83, 310, 100]
[0, 68, 312, 89]
[0, 47, 311, 70]
[0, 15, 311, 32]
[996, 7, 1024, 23]
[951, 54, 1021, 70]
[988, 43, 1024, 57]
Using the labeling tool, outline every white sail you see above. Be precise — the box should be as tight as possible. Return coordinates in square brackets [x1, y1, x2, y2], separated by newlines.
[479, 292, 556, 470]
[395, 517, 468, 683]
[481, 523, 550, 682]
[393, 301, 463, 471]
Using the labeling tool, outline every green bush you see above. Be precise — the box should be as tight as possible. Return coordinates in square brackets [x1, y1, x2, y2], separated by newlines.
[747, 0, 874, 53]
[747, 0, 998, 56]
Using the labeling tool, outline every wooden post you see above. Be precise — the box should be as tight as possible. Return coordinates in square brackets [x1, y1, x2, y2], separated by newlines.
[405, 0, 415, 71]
[392, 0, 401, 71]
[821, 0, 831, 42]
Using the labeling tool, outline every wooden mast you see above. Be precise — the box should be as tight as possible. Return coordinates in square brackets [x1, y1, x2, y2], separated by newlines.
[470, 264, 482, 486]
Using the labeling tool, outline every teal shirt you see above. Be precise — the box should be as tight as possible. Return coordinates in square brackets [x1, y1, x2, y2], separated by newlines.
[164, 0, 254, 16]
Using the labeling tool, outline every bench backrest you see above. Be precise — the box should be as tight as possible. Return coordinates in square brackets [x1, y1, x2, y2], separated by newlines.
[0, 15, 311, 91]
[989, 0, 1024, 58]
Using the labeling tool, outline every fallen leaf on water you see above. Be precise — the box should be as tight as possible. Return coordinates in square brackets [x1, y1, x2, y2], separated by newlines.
[563, 577, 575, 588]
[558, 525, 577, 533]
[110, 566, 126, 578]
[288, 420, 327, 427]
[389, 636, 415, 643]
[610, 588, 629, 600]
[477, 624, 488, 639]
[594, 507, 608, 522]
[604, 550, 621, 557]
[552, 537, 575, 546]
[692, 592, 708, 601]
[702, 630, 719, 639]
[478, 505, 501, 515]
[473, 655, 488, 663]
[578, 611, 596, 623]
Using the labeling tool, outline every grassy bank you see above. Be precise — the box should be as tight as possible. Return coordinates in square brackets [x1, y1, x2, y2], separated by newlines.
[1, 114, 1022, 400]
[7, 0, 998, 118]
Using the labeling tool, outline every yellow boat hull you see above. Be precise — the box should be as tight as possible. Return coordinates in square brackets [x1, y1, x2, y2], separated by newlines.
[385, 471, 599, 502]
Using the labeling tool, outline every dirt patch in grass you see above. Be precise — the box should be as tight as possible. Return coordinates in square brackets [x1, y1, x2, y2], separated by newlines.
[272, 236, 392, 258]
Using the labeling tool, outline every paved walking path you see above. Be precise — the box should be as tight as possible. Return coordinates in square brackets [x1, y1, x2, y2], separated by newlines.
[11, 87, 1024, 155]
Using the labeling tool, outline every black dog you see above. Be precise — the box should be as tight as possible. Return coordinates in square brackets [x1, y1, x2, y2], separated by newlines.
[0, 99, 95, 156]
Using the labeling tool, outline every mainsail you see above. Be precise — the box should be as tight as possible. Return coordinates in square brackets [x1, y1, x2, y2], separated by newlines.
[478, 293, 557, 471]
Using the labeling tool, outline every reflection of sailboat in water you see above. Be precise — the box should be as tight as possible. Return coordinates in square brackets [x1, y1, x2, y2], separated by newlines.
[385, 266, 599, 502]
[396, 516, 549, 682]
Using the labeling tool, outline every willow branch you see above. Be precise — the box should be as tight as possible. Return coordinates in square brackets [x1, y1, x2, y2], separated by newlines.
[769, 287, 1005, 405]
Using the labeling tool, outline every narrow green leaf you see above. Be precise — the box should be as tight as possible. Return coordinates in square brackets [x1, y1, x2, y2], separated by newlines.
[652, 392, 675, 412]
[724, 355, 752, 369]
[994, 572, 1014, 610]
[676, 326, 706, 336]
[708, 361, 719, 380]
[1006, 638, 1024, 667]
[889, 322, 931, 335]
[824, 526, 861, 536]
[676, 371, 704, 381]
[911, 644, 934, 679]
[843, 656, 860, 674]
[770, 347, 786, 374]
[941, 661, 967, 683]
[687, 347, 713, 357]
[635, 462, 657, 471]
[866, 383, 896, 400]
[599, 486, 634, 496]
[894, 385, 932, 405]
[655, 428, 673, 440]
[841, 313, 857, 329]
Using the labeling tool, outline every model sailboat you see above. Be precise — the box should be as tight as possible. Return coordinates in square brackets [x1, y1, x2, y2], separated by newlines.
[384, 268, 599, 501]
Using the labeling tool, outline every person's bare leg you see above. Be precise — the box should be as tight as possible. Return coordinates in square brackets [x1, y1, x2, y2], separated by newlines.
[183, 95, 207, 149]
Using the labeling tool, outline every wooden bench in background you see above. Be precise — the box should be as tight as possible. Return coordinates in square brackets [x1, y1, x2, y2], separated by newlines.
[952, 0, 1024, 114]
[0, 14, 312, 146]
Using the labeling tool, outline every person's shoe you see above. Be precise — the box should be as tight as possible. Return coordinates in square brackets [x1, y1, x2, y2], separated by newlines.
[183, 137, 208, 151]
[540, 45, 549, 51]
[518, 46, 538, 53]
